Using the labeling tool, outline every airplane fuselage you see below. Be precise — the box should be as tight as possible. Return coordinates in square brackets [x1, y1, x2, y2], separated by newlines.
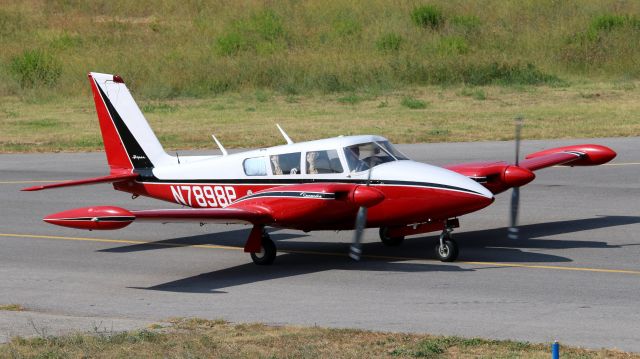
[113, 135, 494, 231]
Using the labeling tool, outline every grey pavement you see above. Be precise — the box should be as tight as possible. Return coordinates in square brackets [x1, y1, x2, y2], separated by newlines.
[0, 137, 638, 351]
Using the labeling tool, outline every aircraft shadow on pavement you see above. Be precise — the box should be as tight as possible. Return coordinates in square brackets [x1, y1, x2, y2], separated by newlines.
[451, 215, 639, 262]
[120, 215, 639, 294]
[98, 228, 308, 253]
[130, 250, 473, 293]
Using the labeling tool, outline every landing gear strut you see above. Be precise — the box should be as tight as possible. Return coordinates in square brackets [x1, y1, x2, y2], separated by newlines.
[250, 231, 276, 265]
[379, 227, 405, 246]
[434, 225, 458, 262]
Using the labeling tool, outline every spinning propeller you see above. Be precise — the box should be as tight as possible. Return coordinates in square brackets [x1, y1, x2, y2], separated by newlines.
[508, 117, 523, 240]
[350, 157, 375, 261]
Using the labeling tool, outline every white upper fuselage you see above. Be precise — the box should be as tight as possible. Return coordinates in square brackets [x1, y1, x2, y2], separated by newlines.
[152, 135, 493, 199]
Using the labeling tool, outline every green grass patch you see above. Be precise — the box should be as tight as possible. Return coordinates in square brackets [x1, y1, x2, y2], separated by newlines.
[401, 96, 427, 109]
[1, 82, 639, 153]
[4, 2, 640, 98]
[376, 33, 403, 52]
[337, 93, 364, 105]
[411, 5, 445, 30]
[10, 49, 62, 89]
[458, 87, 486, 100]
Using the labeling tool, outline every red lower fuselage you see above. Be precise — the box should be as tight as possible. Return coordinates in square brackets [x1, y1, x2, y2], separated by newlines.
[114, 180, 494, 231]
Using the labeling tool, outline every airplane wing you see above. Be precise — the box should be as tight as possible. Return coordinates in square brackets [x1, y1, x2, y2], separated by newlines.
[444, 144, 616, 194]
[41, 182, 382, 230]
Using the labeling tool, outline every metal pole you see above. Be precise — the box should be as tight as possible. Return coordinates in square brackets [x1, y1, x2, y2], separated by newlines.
[552, 341, 559, 359]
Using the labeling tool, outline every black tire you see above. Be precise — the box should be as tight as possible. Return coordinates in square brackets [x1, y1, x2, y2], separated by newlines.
[379, 227, 405, 246]
[435, 239, 459, 262]
[250, 234, 276, 265]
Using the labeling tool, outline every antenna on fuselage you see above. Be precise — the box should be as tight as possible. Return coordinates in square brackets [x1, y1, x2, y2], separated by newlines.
[276, 124, 294, 145]
[211, 134, 228, 156]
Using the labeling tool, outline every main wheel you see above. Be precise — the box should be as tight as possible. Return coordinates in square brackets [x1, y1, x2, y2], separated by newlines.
[435, 239, 459, 262]
[250, 233, 276, 265]
[379, 227, 405, 246]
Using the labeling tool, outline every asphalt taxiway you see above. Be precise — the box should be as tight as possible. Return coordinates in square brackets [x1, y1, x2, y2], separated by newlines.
[1, 137, 638, 351]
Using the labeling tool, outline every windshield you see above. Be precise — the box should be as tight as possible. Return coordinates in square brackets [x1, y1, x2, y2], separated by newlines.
[343, 141, 409, 172]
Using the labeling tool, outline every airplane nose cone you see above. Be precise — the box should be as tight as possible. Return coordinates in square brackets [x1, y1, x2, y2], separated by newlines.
[447, 175, 495, 216]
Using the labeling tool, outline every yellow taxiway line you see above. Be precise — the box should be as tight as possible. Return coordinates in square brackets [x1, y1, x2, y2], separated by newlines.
[1, 232, 639, 276]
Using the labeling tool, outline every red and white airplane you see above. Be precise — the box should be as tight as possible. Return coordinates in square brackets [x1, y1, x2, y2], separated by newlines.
[24, 73, 617, 265]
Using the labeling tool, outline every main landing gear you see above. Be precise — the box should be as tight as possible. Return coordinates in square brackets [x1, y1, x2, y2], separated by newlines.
[250, 231, 276, 265]
[435, 226, 458, 262]
[379, 227, 405, 246]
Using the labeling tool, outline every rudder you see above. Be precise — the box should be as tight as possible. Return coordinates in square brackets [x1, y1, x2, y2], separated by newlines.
[88, 72, 172, 173]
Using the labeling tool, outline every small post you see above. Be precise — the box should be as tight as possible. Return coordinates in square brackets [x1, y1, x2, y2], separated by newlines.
[551, 341, 559, 359]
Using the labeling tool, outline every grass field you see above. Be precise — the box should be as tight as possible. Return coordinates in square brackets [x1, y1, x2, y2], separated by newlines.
[1, 318, 637, 358]
[1, 81, 638, 152]
[1, 1, 639, 152]
[2, 1, 640, 98]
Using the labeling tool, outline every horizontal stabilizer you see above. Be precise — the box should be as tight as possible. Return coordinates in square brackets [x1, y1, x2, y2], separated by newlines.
[22, 172, 137, 191]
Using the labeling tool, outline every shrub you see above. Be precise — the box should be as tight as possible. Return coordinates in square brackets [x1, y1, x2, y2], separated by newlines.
[10, 49, 62, 88]
[215, 9, 287, 56]
[411, 5, 445, 30]
[376, 33, 403, 52]
[215, 32, 247, 56]
[590, 14, 626, 32]
[461, 62, 562, 86]
[401, 96, 427, 109]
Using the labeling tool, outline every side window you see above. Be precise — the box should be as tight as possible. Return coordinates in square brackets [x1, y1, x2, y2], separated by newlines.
[243, 157, 267, 176]
[270, 152, 301, 175]
[306, 150, 344, 174]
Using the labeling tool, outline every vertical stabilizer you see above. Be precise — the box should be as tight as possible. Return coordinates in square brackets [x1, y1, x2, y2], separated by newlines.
[88, 72, 172, 173]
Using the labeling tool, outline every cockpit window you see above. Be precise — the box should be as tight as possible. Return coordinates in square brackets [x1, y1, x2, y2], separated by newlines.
[270, 152, 301, 175]
[306, 150, 344, 174]
[343, 141, 408, 172]
[378, 141, 409, 160]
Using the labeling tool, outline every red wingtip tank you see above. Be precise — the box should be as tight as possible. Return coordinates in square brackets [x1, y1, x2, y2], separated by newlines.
[525, 144, 617, 166]
[43, 206, 135, 230]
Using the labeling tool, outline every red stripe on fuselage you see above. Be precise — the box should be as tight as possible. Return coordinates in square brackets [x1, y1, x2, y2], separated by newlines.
[113, 181, 493, 230]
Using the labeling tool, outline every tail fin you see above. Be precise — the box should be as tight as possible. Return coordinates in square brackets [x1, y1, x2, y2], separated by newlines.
[88, 72, 172, 173]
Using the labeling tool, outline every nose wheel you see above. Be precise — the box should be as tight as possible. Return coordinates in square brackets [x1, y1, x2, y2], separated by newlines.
[435, 227, 458, 262]
[250, 232, 276, 265]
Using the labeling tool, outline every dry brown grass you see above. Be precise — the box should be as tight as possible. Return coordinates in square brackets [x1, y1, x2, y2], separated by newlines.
[1, 318, 637, 358]
[1, 81, 638, 153]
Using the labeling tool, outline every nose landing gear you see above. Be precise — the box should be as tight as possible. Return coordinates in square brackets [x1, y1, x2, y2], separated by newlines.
[435, 226, 459, 262]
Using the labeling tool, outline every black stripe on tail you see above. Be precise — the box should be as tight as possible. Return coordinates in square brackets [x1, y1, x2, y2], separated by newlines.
[96, 83, 154, 169]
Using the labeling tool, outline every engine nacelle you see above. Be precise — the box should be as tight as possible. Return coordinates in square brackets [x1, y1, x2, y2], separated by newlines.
[43, 206, 135, 230]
